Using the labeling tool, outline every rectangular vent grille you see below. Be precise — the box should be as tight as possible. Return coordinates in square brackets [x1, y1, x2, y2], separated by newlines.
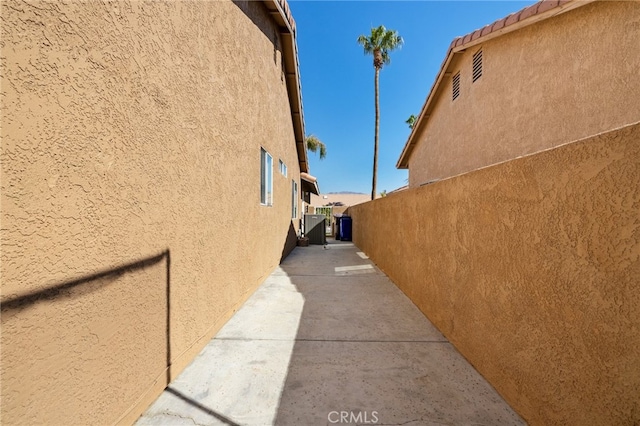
[472, 50, 483, 82]
[452, 72, 460, 101]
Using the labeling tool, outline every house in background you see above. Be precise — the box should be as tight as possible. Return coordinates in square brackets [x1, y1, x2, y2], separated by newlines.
[346, 1, 639, 423]
[307, 192, 370, 237]
[0, 0, 317, 424]
[397, 0, 640, 187]
[309, 192, 371, 209]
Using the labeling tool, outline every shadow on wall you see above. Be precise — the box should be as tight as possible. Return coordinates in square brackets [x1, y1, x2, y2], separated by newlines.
[1, 250, 172, 424]
[232, 0, 282, 66]
[129, 243, 522, 424]
[280, 220, 299, 263]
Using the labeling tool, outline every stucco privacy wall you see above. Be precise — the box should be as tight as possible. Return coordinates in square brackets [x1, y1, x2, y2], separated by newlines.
[408, 1, 640, 187]
[350, 122, 640, 425]
[1, 1, 302, 425]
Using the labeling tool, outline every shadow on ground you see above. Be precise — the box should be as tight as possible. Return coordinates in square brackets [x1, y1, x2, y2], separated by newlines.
[136, 240, 524, 425]
[272, 240, 524, 426]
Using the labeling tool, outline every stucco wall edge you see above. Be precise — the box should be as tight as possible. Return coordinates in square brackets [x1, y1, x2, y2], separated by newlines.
[416, 120, 640, 188]
[349, 122, 640, 424]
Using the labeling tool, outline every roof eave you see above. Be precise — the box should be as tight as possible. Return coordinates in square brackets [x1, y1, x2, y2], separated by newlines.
[396, 0, 595, 170]
[262, 0, 310, 174]
[300, 172, 320, 195]
[396, 50, 456, 169]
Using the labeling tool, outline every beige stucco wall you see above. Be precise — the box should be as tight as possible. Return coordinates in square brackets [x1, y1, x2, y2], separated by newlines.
[350, 122, 640, 425]
[1, 1, 302, 424]
[408, 1, 640, 187]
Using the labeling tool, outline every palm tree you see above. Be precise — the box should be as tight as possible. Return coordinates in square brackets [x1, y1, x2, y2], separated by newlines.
[306, 134, 327, 160]
[357, 25, 403, 200]
[406, 114, 417, 129]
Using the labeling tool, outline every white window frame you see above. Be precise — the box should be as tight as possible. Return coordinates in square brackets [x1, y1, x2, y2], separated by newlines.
[260, 148, 273, 206]
[279, 159, 287, 177]
[291, 180, 298, 218]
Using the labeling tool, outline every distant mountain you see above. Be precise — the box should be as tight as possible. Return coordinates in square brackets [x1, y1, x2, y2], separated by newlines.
[327, 191, 366, 195]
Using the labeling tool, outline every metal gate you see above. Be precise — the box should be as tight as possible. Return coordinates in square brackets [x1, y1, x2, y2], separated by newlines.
[314, 206, 332, 235]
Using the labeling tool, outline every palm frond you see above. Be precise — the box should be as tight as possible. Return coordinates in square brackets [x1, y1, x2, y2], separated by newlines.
[357, 25, 403, 68]
[356, 35, 373, 54]
[406, 114, 417, 129]
[306, 135, 327, 160]
[381, 51, 390, 65]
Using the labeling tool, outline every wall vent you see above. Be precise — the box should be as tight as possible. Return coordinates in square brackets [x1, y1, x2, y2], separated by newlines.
[472, 50, 483, 82]
[452, 72, 460, 101]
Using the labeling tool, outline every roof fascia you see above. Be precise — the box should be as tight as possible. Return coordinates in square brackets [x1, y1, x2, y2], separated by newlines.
[396, 0, 595, 169]
[262, 0, 309, 174]
[300, 172, 320, 195]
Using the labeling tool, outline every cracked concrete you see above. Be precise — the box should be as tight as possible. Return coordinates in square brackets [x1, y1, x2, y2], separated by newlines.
[136, 241, 525, 426]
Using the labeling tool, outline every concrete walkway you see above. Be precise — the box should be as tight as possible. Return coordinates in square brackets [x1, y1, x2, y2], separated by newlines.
[137, 241, 525, 426]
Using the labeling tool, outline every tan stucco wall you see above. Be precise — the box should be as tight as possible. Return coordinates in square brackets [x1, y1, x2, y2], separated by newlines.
[309, 193, 370, 207]
[350, 122, 640, 425]
[408, 1, 640, 187]
[1, 1, 302, 425]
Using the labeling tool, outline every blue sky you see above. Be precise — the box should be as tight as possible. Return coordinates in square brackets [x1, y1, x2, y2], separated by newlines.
[289, 0, 535, 194]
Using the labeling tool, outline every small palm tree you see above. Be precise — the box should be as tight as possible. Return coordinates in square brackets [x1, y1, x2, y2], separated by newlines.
[406, 114, 417, 129]
[357, 25, 403, 200]
[306, 134, 327, 160]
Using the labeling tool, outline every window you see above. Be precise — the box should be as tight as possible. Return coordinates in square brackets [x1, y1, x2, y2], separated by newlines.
[260, 148, 273, 205]
[472, 50, 483, 82]
[291, 180, 298, 219]
[452, 72, 460, 101]
[279, 159, 287, 177]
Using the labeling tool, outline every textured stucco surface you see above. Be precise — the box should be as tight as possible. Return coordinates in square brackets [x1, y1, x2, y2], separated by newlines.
[350, 123, 640, 425]
[1, 1, 302, 424]
[408, 1, 640, 187]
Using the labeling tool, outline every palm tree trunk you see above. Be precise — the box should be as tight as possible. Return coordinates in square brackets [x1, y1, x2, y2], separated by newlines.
[371, 67, 380, 201]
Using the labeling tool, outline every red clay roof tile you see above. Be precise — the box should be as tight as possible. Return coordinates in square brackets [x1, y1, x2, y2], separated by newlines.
[480, 25, 493, 37]
[505, 11, 522, 26]
[275, 0, 296, 32]
[492, 17, 508, 32]
[397, 0, 586, 168]
[520, 3, 540, 20]
[452, 0, 577, 50]
[537, 0, 561, 14]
